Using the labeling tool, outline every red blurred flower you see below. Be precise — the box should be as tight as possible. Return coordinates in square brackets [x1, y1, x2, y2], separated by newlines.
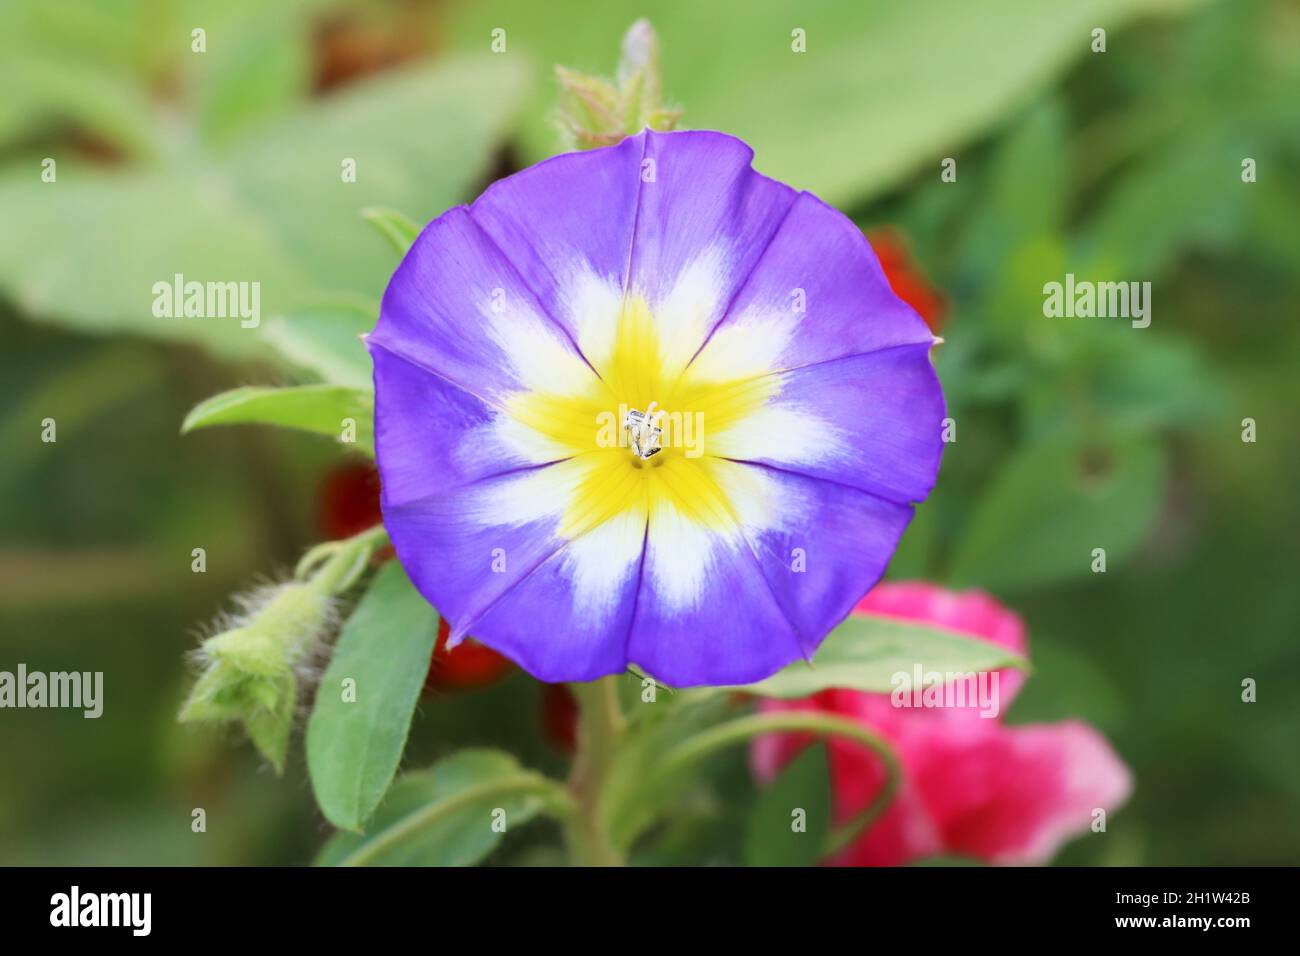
[318, 462, 383, 540]
[752, 583, 1131, 866]
[424, 617, 515, 692]
[868, 229, 947, 333]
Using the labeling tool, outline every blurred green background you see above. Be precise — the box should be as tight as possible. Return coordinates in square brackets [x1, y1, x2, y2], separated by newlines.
[1, 0, 1297, 865]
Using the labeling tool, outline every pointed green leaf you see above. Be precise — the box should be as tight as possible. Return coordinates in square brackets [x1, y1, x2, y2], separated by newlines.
[744, 743, 831, 867]
[735, 614, 1028, 699]
[306, 563, 439, 831]
[181, 384, 373, 453]
[316, 750, 550, 866]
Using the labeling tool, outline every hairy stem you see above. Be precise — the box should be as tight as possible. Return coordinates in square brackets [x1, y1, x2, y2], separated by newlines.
[565, 676, 626, 866]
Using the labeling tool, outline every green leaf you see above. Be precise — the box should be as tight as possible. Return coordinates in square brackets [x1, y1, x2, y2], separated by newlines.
[315, 750, 549, 866]
[181, 384, 373, 453]
[192, 4, 315, 147]
[445, 0, 1190, 206]
[949, 433, 1167, 592]
[1004, 632, 1124, 730]
[955, 98, 1070, 317]
[0, 345, 166, 496]
[0, 50, 160, 160]
[1079, 131, 1249, 281]
[261, 301, 376, 390]
[360, 208, 423, 257]
[306, 563, 439, 831]
[0, 1, 166, 157]
[1024, 330, 1225, 435]
[736, 614, 1029, 699]
[0, 55, 527, 360]
[0, 0, 333, 156]
[744, 743, 831, 867]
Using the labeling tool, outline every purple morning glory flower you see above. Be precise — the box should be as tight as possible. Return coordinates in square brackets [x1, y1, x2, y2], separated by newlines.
[367, 129, 944, 687]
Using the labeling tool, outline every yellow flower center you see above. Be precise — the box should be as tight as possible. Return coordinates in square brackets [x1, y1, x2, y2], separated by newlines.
[505, 294, 776, 540]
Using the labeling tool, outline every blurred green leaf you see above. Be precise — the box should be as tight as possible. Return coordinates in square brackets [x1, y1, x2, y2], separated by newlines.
[193, 5, 315, 146]
[0, 50, 162, 159]
[315, 750, 549, 866]
[1006, 632, 1125, 731]
[1079, 131, 1249, 280]
[0, 172, 309, 358]
[445, 0, 1190, 206]
[261, 300, 376, 389]
[0, 0, 165, 156]
[222, 56, 524, 298]
[949, 433, 1167, 592]
[956, 98, 1070, 326]
[735, 614, 1029, 699]
[0, 345, 167, 496]
[0, 0, 335, 156]
[0, 55, 527, 360]
[181, 384, 373, 452]
[306, 562, 438, 831]
[1024, 330, 1226, 435]
[884, 497, 940, 580]
[744, 743, 831, 867]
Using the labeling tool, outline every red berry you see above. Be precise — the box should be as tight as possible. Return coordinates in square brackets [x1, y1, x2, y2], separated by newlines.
[424, 618, 514, 692]
[538, 682, 577, 754]
[318, 463, 383, 540]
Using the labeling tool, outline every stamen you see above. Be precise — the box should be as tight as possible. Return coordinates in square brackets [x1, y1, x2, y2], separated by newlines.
[624, 405, 664, 460]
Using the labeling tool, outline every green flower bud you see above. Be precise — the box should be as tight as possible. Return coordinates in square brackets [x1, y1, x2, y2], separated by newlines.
[178, 527, 383, 772]
[180, 581, 335, 773]
[555, 19, 682, 150]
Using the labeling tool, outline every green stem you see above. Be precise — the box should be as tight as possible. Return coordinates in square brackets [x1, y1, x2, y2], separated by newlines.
[336, 773, 571, 867]
[297, 524, 389, 591]
[565, 676, 626, 866]
[657, 710, 901, 859]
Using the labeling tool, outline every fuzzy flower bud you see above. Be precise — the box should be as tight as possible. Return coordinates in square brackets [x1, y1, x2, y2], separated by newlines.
[555, 19, 682, 150]
[179, 528, 382, 772]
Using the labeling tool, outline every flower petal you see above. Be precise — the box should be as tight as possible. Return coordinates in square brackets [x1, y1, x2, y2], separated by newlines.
[827, 715, 1132, 866]
[472, 129, 799, 376]
[368, 206, 596, 407]
[467, 135, 644, 369]
[689, 191, 936, 378]
[627, 515, 802, 687]
[706, 346, 945, 504]
[453, 498, 648, 682]
[381, 456, 644, 681]
[369, 344, 569, 509]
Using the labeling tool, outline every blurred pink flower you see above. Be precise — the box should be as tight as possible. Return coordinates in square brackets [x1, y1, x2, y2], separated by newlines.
[752, 583, 1132, 866]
